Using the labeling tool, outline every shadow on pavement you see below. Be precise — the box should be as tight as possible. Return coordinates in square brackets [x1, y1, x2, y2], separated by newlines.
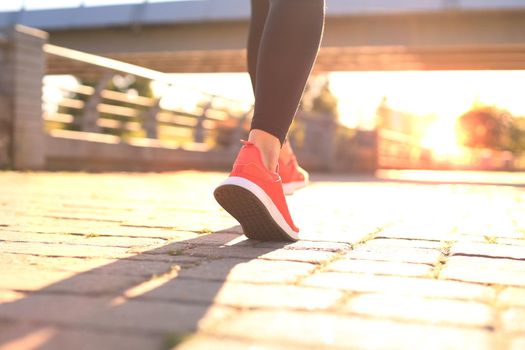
[0, 226, 289, 349]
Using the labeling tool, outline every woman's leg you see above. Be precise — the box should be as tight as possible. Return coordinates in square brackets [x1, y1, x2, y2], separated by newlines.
[247, 0, 325, 171]
[214, 0, 324, 241]
[247, 0, 269, 90]
[248, 0, 302, 176]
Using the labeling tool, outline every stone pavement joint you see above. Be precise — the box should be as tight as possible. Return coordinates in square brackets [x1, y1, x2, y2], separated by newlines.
[0, 171, 524, 350]
[428, 239, 454, 279]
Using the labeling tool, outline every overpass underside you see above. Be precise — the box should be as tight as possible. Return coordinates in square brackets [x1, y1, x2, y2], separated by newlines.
[47, 44, 525, 78]
[46, 9, 525, 76]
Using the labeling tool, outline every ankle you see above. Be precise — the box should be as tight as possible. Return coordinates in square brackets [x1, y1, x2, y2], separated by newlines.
[248, 129, 281, 172]
[279, 140, 294, 164]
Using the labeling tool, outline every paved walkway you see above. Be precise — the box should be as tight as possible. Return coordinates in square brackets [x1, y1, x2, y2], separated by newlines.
[0, 171, 524, 350]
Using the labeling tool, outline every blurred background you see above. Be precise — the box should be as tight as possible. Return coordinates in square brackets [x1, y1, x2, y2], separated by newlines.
[1, 0, 524, 174]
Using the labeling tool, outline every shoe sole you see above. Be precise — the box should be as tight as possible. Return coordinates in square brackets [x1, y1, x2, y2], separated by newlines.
[214, 177, 299, 242]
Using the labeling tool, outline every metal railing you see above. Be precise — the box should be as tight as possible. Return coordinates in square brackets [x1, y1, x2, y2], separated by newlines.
[43, 44, 253, 151]
[377, 128, 429, 169]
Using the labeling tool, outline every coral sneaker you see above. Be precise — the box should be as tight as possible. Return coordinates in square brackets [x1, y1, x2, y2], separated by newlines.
[279, 156, 309, 195]
[214, 141, 299, 241]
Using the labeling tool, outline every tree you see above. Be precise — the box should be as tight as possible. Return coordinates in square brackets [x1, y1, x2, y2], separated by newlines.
[456, 107, 512, 150]
[509, 116, 525, 155]
[298, 75, 339, 121]
[311, 80, 339, 121]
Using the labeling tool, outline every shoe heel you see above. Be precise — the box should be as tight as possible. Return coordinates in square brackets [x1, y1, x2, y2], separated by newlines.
[214, 183, 298, 242]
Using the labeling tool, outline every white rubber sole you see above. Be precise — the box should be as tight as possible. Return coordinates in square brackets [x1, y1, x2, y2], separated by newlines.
[214, 176, 299, 241]
[283, 179, 309, 195]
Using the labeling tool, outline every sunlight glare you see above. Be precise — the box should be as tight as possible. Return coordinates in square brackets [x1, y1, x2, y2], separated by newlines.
[420, 118, 462, 159]
[328, 70, 525, 129]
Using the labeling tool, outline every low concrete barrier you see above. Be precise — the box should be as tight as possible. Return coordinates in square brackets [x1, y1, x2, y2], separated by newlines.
[0, 25, 47, 170]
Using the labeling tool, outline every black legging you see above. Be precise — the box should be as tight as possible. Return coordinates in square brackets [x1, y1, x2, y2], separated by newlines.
[248, 0, 325, 145]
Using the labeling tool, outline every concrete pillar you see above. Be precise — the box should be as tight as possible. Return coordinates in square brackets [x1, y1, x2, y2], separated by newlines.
[0, 25, 48, 170]
[143, 99, 160, 139]
[0, 32, 12, 168]
[194, 100, 212, 144]
[82, 72, 111, 133]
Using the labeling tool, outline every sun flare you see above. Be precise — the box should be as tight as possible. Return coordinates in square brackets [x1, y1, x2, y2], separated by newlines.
[420, 119, 462, 159]
[329, 70, 525, 127]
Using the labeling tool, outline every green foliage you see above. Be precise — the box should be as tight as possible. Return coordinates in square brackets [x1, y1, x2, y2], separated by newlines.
[311, 81, 339, 121]
[299, 75, 339, 122]
[59, 74, 154, 138]
[100, 75, 153, 139]
[109, 74, 154, 99]
[456, 106, 525, 154]
[509, 116, 525, 155]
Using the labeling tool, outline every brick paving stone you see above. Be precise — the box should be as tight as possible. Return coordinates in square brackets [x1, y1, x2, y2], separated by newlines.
[325, 259, 433, 277]
[210, 310, 495, 350]
[450, 242, 525, 260]
[497, 288, 525, 308]
[5, 223, 225, 241]
[0, 268, 76, 292]
[509, 337, 525, 350]
[0, 230, 167, 248]
[255, 240, 351, 252]
[0, 253, 197, 293]
[363, 238, 443, 249]
[124, 252, 203, 264]
[344, 246, 442, 265]
[0, 266, 146, 295]
[145, 239, 257, 256]
[2, 217, 239, 241]
[0, 294, 235, 334]
[131, 242, 193, 256]
[341, 294, 493, 327]
[141, 278, 343, 310]
[456, 230, 525, 240]
[89, 300, 235, 334]
[376, 226, 456, 242]
[497, 238, 525, 247]
[302, 272, 495, 301]
[90, 256, 199, 276]
[0, 253, 202, 276]
[444, 256, 525, 271]
[299, 229, 385, 244]
[179, 232, 250, 246]
[501, 308, 525, 334]
[439, 258, 525, 287]
[450, 234, 499, 244]
[1, 218, 122, 235]
[0, 290, 26, 303]
[0, 323, 162, 350]
[0, 295, 110, 325]
[175, 335, 307, 350]
[122, 215, 238, 233]
[178, 258, 315, 284]
[1, 223, 183, 240]
[442, 269, 525, 287]
[0, 241, 134, 259]
[141, 233, 256, 255]
[184, 245, 338, 264]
